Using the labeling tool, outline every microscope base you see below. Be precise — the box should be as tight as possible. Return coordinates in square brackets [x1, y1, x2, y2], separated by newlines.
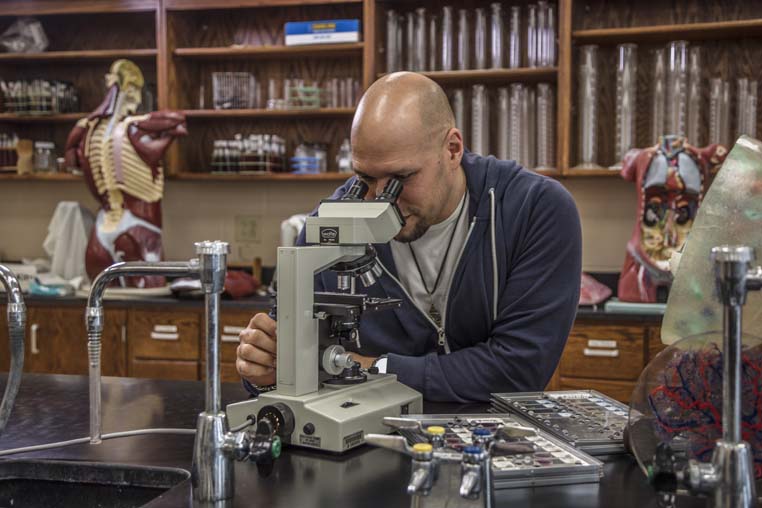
[226, 374, 422, 453]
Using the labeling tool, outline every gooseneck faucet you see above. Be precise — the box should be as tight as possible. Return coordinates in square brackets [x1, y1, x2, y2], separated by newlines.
[0, 265, 25, 436]
[86, 242, 280, 502]
[652, 245, 759, 508]
[86, 258, 200, 444]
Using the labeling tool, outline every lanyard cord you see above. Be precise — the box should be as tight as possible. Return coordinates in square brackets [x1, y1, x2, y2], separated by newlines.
[408, 194, 466, 296]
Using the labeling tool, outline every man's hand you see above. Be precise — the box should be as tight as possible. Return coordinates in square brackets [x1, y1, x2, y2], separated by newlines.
[349, 353, 377, 370]
[236, 313, 277, 387]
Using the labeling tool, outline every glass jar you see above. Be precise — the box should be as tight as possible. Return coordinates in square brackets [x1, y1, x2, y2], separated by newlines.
[33, 141, 55, 172]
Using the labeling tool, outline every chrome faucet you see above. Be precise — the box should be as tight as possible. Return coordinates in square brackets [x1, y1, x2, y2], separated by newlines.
[365, 417, 514, 508]
[0, 265, 25, 436]
[652, 245, 759, 508]
[86, 241, 280, 502]
[86, 258, 199, 444]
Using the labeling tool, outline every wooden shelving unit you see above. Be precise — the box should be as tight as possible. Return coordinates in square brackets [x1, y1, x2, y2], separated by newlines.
[183, 108, 355, 119]
[565, 169, 622, 178]
[0, 113, 86, 123]
[165, 0, 361, 10]
[0, 0, 158, 15]
[0, 172, 83, 181]
[174, 43, 363, 59]
[573, 18, 762, 44]
[4, 0, 756, 181]
[172, 171, 351, 181]
[0, 49, 158, 62]
[378, 67, 557, 86]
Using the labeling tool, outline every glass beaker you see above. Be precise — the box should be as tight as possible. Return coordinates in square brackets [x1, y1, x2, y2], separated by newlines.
[665, 40, 688, 137]
[457, 9, 470, 70]
[471, 84, 489, 156]
[686, 46, 701, 145]
[576, 45, 602, 169]
[536, 83, 555, 169]
[441, 6, 454, 71]
[490, 3, 504, 69]
[612, 43, 638, 169]
[651, 49, 666, 143]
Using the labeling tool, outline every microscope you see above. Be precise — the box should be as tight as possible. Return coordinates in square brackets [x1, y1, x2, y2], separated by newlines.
[227, 178, 423, 453]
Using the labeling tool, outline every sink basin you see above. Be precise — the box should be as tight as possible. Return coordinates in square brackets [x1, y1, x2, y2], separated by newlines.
[0, 459, 189, 508]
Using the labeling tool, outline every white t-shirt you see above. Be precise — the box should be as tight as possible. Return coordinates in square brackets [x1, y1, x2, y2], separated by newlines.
[390, 190, 470, 328]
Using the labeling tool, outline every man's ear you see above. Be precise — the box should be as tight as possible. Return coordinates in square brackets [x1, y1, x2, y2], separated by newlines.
[446, 127, 464, 165]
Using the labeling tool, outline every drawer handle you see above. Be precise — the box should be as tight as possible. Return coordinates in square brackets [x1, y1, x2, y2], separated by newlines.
[31, 323, 40, 355]
[221, 334, 240, 343]
[584, 348, 619, 358]
[223, 326, 245, 335]
[587, 339, 618, 349]
[151, 332, 180, 341]
[153, 324, 178, 333]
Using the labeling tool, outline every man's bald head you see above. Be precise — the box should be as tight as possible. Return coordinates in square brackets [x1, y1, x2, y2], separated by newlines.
[352, 72, 455, 156]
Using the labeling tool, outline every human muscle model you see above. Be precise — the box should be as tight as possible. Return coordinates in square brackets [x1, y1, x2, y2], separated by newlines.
[65, 59, 186, 288]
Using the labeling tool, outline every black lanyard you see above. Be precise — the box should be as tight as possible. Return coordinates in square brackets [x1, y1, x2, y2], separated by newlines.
[408, 195, 467, 297]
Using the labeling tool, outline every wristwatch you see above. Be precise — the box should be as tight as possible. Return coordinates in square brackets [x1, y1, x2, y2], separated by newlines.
[372, 355, 388, 374]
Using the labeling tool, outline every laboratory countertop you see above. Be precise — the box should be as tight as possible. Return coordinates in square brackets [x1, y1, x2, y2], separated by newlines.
[21, 294, 664, 322]
[0, 373, 710, 508]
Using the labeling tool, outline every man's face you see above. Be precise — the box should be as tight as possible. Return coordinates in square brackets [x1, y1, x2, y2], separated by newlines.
[352, 139, 450, 243]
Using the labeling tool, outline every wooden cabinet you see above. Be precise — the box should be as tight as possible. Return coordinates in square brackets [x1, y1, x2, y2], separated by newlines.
[24, 307, 127, 376]
[557, 320, 660, 403]
[127, 309, 200, 380]
[559, 325, 646, 381]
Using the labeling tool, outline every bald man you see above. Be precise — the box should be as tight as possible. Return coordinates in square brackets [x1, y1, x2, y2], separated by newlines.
[237, 73, 582, 402]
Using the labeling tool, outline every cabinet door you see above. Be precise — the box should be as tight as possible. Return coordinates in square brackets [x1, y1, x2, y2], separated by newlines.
[25, 307, 127, 376]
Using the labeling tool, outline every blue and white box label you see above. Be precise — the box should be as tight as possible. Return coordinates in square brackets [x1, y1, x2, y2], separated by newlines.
[285, 19, 361, 46]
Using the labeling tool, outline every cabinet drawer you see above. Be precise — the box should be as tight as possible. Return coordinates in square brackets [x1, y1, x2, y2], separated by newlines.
[218, 310, 262, 364]
[558, 376, 636, 404]
[129, 358, 198, 381]
[129, 310, 199, 361]
[560, 325, 645, 381]
[648, 326, 668, 362]
[201, 361, 242, 384]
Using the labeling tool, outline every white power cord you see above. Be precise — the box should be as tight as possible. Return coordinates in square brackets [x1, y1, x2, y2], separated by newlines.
[0, 417, 256, 457]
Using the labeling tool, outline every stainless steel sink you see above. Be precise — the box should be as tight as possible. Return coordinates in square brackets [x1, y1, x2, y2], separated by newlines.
[0, 459, 189, 508]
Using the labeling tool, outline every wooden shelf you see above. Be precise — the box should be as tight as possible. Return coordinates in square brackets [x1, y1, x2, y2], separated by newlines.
[183, 108, 355, 119]
[378, 67, 557, 85]
[0, 0, 157, 15]
[533, 168, 560, 178]
[0, 172, 83, 181]
[565, 168, 623, 177]
[171, 171, 351, 181]
[0, 49, 158, 63]
[0, 113, 85, 123]
[175, 43, 363, 59]
[165, 0, 362, 10]
[573, 19, 762, 44]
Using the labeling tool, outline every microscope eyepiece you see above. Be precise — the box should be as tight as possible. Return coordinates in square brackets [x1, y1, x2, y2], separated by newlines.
[342, 179, 370, 201]
[377, 177, 403, 203]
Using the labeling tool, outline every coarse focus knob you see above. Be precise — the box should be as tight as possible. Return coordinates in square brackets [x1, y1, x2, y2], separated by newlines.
[195, 240, 230, 255]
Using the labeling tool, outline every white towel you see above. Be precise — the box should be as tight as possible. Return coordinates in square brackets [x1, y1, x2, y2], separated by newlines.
[42, 202, 95, 282]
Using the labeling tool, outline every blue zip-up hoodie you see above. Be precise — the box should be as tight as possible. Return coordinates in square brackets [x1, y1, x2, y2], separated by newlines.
[286, 151, 582, 402]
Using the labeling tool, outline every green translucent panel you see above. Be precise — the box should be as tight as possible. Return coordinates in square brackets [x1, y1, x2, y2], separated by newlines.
[662, 135, 762, 344]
